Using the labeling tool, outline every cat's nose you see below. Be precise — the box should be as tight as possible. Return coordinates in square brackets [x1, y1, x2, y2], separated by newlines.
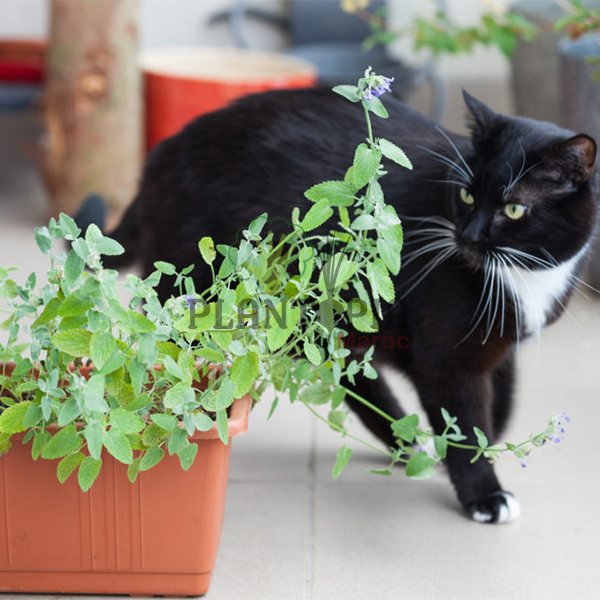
[461, 220, 485, 246]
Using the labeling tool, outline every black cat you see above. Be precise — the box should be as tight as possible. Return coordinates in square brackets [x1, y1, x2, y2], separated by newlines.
[79, 87, 598, 523]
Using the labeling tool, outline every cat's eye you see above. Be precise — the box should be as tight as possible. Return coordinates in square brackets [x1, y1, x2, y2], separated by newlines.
[459, 188, 475, 205]
[504, 204, 528, 220]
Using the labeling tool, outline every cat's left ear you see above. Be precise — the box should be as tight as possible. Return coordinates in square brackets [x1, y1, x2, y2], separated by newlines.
[463, 90, 499, 138]
[547, 134, 597, 183]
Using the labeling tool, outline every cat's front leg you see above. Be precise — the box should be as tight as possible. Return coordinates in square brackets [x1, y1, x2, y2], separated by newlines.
[413, 368, 520, 524]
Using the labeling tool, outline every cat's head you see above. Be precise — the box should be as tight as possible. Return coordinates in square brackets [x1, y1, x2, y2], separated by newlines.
[449, 91, 598, 270]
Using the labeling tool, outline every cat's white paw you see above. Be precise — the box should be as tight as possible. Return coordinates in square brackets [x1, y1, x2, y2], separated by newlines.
[469, 491, 520, 524]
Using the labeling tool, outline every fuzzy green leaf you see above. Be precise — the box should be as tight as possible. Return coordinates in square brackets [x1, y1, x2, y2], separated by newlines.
[378, 138, 413, 169]
[406, 452, 436, 480]
[103, 428, 133, 464]
[78, 456, 102, 491]
[332, 84, 361, 102]
[90, 330, 116, 370]
[41, 426, 82, 459]
[304, 180, 357, 207]
[267, 304, 300, 352]
[195, 413, 214, 432]
[391, 414, 419, 443]
[300, 200, 334, 232]
[353, 143, 382, 188]
[57, 451, 85, 484]
[0, 401, 32, 434]
[199, 237, 216, 264]
[216, 409, 229, 445]
[230, 351, 259, 398]
[110, 409, 145, 434]
[51, 330, 92, 357]
[332, 445, 352, 479]
[140, 445, 165, 471]
[304, 342, 322, 366]
[178, 442, 198, 471]
[367, 259, 395, 304]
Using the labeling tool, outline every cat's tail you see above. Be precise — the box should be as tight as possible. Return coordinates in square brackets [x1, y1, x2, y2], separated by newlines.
[73, 193, 140, 269]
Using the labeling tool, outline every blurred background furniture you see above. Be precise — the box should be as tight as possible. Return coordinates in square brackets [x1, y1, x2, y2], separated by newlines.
[209, 0, 447, 122]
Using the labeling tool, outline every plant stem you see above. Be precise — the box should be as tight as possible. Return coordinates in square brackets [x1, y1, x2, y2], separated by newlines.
[302, 399, 393, 458]
[341, 386, 395, 423]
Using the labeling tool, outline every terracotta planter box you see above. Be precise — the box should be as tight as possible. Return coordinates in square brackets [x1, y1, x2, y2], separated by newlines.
[0, 364, 251, 596]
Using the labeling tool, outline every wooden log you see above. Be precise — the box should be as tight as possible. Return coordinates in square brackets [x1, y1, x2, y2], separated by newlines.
[42, 0, 141, 222]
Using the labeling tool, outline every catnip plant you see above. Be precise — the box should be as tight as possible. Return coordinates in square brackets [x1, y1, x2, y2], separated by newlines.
[0, 69, 568, 491]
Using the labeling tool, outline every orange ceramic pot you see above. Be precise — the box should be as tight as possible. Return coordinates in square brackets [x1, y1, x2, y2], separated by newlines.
[141, 47, 318, 150]
[0, 362, 251, 596]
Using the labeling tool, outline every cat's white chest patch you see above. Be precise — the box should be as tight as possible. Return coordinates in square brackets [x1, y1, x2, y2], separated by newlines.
[501, 246, 587, 337]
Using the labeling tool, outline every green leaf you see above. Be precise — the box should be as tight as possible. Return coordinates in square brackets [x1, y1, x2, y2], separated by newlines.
[78, 456, 102, 491]
[90, 330, 116, 370]
[332, 84, 361, 102]
[142, 422, 167, 446]
[57, 398, 81, 426]
[58, 293, 93, 318]
[304, 180, 356, 207]
[110, 409, 145, 433]
[64, 250, 85, 287]
[434, 435, 448, 460]
[128, 457, 141, 482]
[154, 261, 176, 275]
[121, 310, 156, 333]
[164, 382, 195, 410]
[378, 138, 413, 169]
[151, 413, 178, 431]
[57, 451, 85, 484]
[304, 342, 322, 366]
[364, 97, 388, 118]
[353, 143, 382, 188]
[332, 445, 352, 479]
[41, 426, 82, 459]
[406, 452, 436, 480]
[34, 227, 52, 254]
[377, 236, 401, 276]
[95, 236, 124, 256]
[51, 330, 92, 357]
[32, 430, 51, 460]
[300, 200, 334, 232]
[267, 304, 300, 352]
[103, 428, 133, 464]
[328, 409, 347, 431]
[84, 373, 108, 412]
[0, 401, 32, 434]
[351, 214, 378, 230]
[473, 426, 489, 448]
[301, 383, 331, 405]
[216, 377, 236, 410]
[23, 403, 42, 428]
[347, 298, 378, 333]
[84, 422, 103, 460]
[391, 414, 419, 444]
[369, 468, 392, 476]
[195, 412, 214, 432]
[367, 259, 395, 304]
[199, 237, 217, 264]
[194, 347, 224, 363]
[216, 409, 229, 445]
[140, 445, 165, 471]
[32, 297, 60, 328]
[178, 442, 198, 471]
[230, 351, 259, 398]
[59, 212, 81, 239]
[168, 426, 188, 455]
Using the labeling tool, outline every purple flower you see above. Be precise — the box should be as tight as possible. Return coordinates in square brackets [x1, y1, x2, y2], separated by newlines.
[361, 73, 394, 101]
[520, 459, 527, 468]
[184, 294, 196, 310]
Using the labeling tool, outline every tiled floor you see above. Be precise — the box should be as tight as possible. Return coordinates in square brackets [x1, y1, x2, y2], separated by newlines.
[1, 82, 600, 600]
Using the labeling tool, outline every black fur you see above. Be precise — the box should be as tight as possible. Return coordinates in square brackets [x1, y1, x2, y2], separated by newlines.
[83, 87, 599, 522]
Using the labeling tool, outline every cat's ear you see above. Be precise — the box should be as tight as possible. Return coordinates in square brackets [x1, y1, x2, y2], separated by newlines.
[462, 90, 499, 138]
[546, 134, 596, 183]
